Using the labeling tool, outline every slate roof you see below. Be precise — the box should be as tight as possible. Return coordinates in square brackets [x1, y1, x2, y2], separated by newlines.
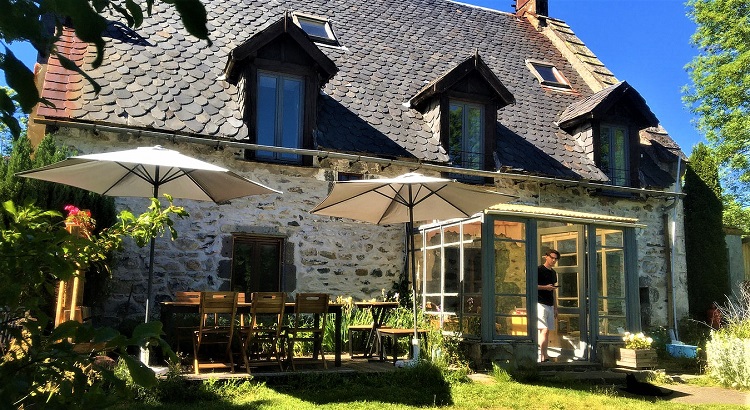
[557, 81, 659, 129]
[36, 0, 684, 186]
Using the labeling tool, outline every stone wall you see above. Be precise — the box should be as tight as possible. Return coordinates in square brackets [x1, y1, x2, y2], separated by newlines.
[50, 129, 687, 330]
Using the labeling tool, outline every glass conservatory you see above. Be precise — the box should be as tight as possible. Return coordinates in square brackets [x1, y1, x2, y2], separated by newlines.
[414, 204, 643, 361]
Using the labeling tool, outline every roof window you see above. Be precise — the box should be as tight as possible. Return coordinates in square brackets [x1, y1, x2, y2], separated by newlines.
[292, 13, 339, 46]
[527, 60, 571, 89]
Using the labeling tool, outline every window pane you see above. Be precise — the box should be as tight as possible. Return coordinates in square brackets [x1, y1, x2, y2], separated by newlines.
[425, 248, 441, 293]
[535, 65, 559, 83]
[448, 104, 464, 166]
[557, 271, 578, 308]
[465, 105, 482, 169]
[256, 72, 303, 162]
[600, 125, 628, 185]
[464, 246, 482, 293]
[280, 77, 303, 161]
[597, 228, 627, 336]
[297, 18, 330, 39]
[444, 245, 460, 293]
[257, 74, 278, 156]
[494, 220, 525, 241]
[448, 101, 483, 171]
[231, 237, 282, 293]
[443, 224, 461, 244]
[493, 217, 526, 338]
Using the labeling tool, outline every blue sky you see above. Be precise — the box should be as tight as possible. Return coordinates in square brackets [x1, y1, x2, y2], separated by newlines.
[2, 0, 703, 155]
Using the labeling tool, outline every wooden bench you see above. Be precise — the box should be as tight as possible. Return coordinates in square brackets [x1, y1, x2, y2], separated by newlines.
[348, 324, 391, 357]
[376, 328, 428, 364]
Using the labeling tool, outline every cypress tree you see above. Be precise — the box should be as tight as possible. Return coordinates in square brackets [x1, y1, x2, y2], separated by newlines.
[683, 143, 730, 317]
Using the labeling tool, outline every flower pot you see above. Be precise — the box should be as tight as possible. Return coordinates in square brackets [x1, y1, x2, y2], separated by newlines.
[616, 348, 657, 369]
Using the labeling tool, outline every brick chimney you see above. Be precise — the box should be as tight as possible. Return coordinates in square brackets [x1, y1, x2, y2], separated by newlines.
[515, 0, 549, 17]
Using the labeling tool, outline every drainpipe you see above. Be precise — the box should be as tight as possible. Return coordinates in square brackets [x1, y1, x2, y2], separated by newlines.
[663, 156, 683, 341]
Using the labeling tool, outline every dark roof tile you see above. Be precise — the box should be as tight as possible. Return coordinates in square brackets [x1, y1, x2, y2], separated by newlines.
[37, 0, 682, 186]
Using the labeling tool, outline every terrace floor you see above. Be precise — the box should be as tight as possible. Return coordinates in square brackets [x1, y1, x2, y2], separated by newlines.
[163, 354, 399, 381]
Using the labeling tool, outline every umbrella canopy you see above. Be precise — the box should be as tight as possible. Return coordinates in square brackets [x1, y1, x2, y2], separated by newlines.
[16, 145, 279, 202]
[17, 145, 282, 324]
[310, 173, 515, 224]
[310, 172, 515, 353]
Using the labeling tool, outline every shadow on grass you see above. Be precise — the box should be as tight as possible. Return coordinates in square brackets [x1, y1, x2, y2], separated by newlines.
[267, 362, 454, 407]
[520, 372, 691, 404]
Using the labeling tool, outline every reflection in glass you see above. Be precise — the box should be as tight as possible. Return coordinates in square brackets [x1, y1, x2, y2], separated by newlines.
[596, 227, 626, 335]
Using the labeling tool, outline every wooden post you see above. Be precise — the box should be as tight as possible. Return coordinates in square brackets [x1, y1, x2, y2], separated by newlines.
[54, 221, 88, 327]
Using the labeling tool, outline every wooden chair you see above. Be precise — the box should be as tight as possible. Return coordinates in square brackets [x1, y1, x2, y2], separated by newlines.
[240, 292, 286, 372]
[174, 291, 201, 352]
[192, 291, 238, 374]
[286, 293, 329, 370]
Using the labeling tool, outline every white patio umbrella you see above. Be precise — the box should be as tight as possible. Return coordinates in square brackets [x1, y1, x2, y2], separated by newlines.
[310, 172, 515, 360]
[17, 145, 282, 324]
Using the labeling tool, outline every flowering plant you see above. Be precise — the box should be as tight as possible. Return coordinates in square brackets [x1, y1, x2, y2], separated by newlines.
[622, 331, 653, 350]
[64, 205, 95, 235]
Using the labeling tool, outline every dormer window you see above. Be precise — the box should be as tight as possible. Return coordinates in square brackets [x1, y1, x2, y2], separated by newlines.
[558, 82, 661, 189]
[409, 53, 514, 183]
[292, 13, 339, 46]
[223, 14, 338, 166]
[527, 60, 571, 89]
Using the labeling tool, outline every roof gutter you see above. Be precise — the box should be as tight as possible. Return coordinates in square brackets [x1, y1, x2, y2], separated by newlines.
[35, 118, 684, 198]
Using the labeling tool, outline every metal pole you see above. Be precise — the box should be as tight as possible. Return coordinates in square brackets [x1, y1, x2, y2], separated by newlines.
[408, 185, 419, 344]
[145, 167, 160, 324]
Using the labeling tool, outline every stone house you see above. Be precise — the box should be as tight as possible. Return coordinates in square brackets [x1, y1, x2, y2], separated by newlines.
[29, 0, 687, 367]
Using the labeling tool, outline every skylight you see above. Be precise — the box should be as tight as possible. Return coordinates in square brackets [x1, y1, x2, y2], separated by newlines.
[293, 13, 339, 46]
[527, 60, 571, 89]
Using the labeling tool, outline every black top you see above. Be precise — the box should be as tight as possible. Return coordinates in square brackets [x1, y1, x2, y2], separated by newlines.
[538, 264, 557, 306]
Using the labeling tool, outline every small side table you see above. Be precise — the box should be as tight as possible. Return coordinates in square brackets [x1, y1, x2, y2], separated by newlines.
[377, 328, 428, 364]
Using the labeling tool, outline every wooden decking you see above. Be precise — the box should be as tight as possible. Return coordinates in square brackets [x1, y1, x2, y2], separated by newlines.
[170, 354, 397, 381]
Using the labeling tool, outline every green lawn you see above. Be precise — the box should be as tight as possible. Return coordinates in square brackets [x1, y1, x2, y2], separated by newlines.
[117, 365, 745, 410]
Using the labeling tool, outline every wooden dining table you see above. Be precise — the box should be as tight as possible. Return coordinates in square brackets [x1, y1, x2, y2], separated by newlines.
[353, 301, 399, 358]
[160, 300, 345, 367]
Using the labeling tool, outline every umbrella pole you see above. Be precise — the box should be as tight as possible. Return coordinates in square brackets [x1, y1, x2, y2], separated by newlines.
[145, 175, 160, 325]
[408, 187, 420, 361]
[145, 237, 155, 324]
[141, 175, 160, 366]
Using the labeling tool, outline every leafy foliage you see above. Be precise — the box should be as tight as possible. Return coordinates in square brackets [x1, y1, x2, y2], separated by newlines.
[0, 0, 211, 137]
[1, 134, 118, 307]
[685, 0, 750, 193]
[706, 285, 750, 389]
[684, 143, 730, 317]
[0, 198, 187, 408]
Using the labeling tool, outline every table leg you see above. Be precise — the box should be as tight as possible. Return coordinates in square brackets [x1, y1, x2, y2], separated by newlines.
[334, 309, 341, 367]
[365, 307, 387, 357]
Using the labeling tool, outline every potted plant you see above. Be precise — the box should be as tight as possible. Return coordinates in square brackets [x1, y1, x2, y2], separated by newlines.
[616, 331, 657, 369]
[64, 205, 95, 238]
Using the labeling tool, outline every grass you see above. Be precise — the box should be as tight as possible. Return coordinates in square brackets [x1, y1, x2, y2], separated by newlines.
[115, 363, 747, 410]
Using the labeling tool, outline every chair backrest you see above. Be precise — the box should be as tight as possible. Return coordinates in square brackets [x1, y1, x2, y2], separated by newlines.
[175, 291, 201, 303]
[293, 293, 329, 330]
[294, 293, 329, 314]
[198, 291, 238, 328]
[248, 292, 286, 331]
[251, 292, 286, 315]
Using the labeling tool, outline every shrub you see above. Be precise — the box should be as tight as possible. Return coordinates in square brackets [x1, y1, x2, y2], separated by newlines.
[705, 284, 750, 388]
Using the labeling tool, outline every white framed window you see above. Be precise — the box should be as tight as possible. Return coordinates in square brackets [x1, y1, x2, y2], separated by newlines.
[292, 13, 339, 45]
[526, 60, 571, 89]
